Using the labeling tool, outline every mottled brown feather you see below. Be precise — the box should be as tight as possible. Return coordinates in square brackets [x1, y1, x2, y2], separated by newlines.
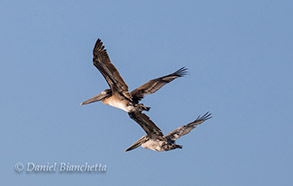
[131, 67, 187, 102]
[128, 111, 163, 137]
[165, 112, 212, 142]
[93, 39, 132, 101]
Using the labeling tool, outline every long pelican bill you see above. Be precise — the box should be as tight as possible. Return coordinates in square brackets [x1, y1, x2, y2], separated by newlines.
[80, 92, 108, 105]
[124, 135, 148, 152]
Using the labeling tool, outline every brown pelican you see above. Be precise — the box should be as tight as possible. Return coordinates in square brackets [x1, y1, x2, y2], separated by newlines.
[80, 38, 187, 112]
[125, 112, 212, 152]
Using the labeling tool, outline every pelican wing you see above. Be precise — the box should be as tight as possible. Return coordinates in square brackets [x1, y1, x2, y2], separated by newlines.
[93, 39, 132, 100]
[165, 112, 212, 142]
[131, 67, 188, 102]
[128, 111, 163, 137]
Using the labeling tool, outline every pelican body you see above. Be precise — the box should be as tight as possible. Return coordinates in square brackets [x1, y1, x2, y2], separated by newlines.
[80, 38, 187, 113]
[125, 112, 212, 152]
[84, 89, 146, 112]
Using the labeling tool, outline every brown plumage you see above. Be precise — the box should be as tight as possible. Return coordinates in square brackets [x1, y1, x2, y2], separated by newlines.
[81, 38, 187, 113]
[125, 112, 212, 152]
[93, 39, 132, 101]
[131, 67, 187, 103]
[128, 112, 163, 138]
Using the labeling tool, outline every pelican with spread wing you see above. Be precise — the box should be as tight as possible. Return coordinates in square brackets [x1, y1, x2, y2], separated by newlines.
[81, 38, 187, 113]
[125, 112, 212, 152]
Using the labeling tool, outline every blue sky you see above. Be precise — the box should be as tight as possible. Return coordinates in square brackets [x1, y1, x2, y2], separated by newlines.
[1, 0, 292, 185]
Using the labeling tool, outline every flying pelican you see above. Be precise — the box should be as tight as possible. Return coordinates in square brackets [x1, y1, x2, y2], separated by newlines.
[125, 112, 212, 152]
[80, 38, 187, 112]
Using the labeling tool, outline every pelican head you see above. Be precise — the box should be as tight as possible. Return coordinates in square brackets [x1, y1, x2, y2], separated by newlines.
[80, 89, 112, 105]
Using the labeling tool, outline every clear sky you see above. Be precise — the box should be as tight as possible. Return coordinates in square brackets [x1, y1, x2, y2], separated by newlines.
[1, 0, 292, 185]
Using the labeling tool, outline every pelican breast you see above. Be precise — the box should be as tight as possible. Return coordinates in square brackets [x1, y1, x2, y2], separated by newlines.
[141, 139, 166, 151]
[102, 95, 133, 112]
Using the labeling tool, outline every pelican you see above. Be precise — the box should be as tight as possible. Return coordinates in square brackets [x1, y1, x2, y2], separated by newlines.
[81, 38, 187, 112]
[125, 112, 212, 152]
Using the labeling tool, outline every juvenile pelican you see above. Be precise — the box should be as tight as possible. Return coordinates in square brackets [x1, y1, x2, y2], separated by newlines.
[81, 38, 187, 112]
[125, 112, 212, 152]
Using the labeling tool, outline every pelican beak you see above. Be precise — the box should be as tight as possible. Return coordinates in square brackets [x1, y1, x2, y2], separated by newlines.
[124, 135, 148, 152]
[80, 93, 107, 105]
